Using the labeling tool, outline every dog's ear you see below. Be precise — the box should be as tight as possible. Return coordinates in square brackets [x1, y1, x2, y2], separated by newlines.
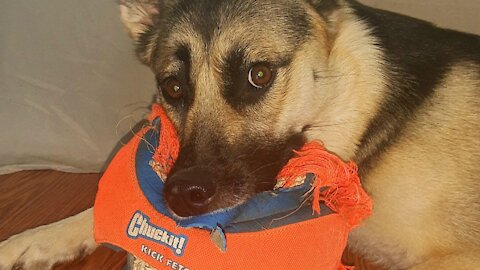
[119, 0, 160, 41]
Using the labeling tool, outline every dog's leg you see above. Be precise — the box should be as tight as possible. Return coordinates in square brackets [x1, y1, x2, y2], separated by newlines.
[409, 250, 480, 270]
[0, 208, 96, 270]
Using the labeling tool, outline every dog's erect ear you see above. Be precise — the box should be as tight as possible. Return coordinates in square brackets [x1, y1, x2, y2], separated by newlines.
[119, 0, 160, 41]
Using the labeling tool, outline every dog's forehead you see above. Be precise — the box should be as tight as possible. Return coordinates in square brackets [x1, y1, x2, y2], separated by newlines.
[160, 0, 311, 59]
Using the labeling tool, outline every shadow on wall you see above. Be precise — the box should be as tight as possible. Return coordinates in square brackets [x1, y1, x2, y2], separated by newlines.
[360, 0, 480, 35]
[0, 0, 155, 174]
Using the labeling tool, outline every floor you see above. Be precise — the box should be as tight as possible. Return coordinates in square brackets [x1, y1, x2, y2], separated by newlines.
[0, 170, 382, 270]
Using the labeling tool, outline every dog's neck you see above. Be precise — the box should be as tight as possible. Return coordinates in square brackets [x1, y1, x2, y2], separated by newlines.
[304, 5, 387, 165]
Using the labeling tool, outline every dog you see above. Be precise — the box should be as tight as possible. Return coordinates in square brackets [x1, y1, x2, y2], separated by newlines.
[1, 0, 479, 269]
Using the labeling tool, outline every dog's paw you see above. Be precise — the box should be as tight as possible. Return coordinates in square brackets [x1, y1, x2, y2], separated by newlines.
[0, 230, 59, 269]
[0, 209, 96, 270]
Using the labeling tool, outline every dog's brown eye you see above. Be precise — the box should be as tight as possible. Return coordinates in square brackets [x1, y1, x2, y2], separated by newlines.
[248, 63, 273, 89]
[162, 77, 183, 99]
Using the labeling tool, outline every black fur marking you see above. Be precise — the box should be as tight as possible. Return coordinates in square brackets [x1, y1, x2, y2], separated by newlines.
[175, 45, 191, 65]
[223, 47, 293, 111]
[348, 0, 480, 177]
[313, 70, 322, 82]
[135, 26, 159, 65]
[166, 0, 311, 45]
[279, 2, 313, 41]
[157, 45, 194, 112]
[223, 48, 255, 109]
[171, 0, 222, 43]
[223, 48, 266, 109]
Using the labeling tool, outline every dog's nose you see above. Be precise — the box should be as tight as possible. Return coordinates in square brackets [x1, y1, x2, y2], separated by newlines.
[164, 167, 216, 217]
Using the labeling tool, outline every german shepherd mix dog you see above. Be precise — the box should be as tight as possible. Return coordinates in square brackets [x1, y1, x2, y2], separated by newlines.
[1, 0, 479, 269]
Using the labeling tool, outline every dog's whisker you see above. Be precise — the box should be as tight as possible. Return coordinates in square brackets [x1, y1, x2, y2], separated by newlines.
[267, 193, 314, 229]
[245, 162, 282, 179]
[306, 119, 365, 130]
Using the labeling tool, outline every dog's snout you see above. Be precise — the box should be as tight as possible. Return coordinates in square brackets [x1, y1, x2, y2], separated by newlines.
[164, 167, 216, 217]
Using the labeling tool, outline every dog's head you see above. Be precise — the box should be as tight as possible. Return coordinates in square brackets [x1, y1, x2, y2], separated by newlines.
[119, 0, 381, 217]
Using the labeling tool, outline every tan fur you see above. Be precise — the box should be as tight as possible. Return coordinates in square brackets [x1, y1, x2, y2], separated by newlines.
[1, 1, 479, 269]
[349, 64, 480, 269]
[0, 209, 95, 270]
[288, 5, 387, 160]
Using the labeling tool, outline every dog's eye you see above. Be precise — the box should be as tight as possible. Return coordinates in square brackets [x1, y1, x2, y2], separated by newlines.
[248, 63, 274, 89]
[162, 77, 183, 99]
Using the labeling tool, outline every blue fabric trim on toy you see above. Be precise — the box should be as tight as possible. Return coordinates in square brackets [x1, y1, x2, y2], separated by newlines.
[135, 118, 328, 234]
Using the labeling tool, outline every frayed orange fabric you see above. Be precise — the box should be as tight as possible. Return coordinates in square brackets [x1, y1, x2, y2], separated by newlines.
[94, 104, 372, 270]
[277, 142, 372, 228]
[149, 105, 179, 177]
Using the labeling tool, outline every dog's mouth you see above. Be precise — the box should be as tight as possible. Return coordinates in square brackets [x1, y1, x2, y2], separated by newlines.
[163, 166, 281, 218]
[163, 133, 306, 218]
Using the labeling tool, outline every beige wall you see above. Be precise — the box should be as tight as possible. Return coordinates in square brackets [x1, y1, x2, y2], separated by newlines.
[360, 0, 480, 35]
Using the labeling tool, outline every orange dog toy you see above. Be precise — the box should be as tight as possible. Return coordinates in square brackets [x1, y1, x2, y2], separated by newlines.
[94, 104, 372, 270]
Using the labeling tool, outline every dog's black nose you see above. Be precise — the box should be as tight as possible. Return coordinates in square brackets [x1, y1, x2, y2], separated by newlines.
[164, 167, 216, 217]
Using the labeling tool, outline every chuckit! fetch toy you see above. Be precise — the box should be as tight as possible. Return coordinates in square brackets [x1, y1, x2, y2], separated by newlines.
[94, 104, 372, 270]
